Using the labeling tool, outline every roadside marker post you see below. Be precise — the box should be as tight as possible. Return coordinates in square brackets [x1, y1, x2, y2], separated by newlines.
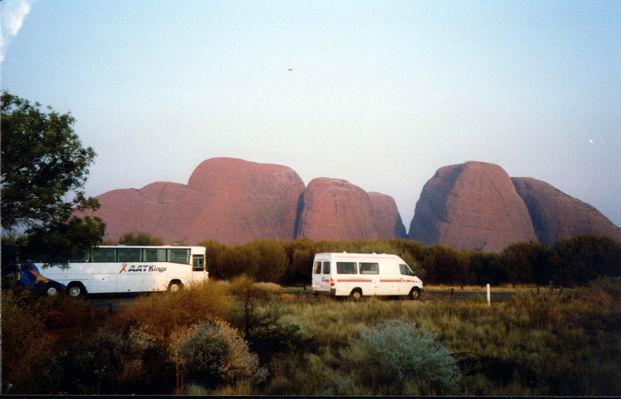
[486, 284, 491, 306]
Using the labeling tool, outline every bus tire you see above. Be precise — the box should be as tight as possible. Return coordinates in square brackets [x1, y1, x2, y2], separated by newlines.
[168, 280, 183, 292]
[45, 283, 61, 297]
[67, 282, 87, 298]
[408, 287, 421, 300]
[350, 288, 363, 301]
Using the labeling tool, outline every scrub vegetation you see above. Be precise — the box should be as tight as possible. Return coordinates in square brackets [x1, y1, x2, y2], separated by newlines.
[200, 235, 621, 287]
[2, 277, 620, 395]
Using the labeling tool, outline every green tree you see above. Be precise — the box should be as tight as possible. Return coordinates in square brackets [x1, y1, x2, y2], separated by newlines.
[1, 91, 105, 267]
[118, 231, 164, 245]
[550, 235, 621, 286]
[500, 241, 549, 284]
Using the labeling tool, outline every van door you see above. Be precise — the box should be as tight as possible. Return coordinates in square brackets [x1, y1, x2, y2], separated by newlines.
[378, 262, 401, 295]
[312, 259, 325, 292]
[399, 263, 417, 295]
[359, 262, 379, 295]
[320, 261, 331, 291]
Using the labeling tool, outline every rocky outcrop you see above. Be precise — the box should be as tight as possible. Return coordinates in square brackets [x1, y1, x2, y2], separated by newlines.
[408, 161, 537, 251]
[512, 177, 621, 244]
[295, 178, 379, 241]
[94, 158, 305, 244]
[369, 192, 407, 239]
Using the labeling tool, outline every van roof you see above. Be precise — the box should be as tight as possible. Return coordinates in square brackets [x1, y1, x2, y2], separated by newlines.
[315, 252, 400, 258]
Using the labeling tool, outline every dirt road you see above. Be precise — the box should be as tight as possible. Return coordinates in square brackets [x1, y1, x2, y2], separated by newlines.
[86, 287, 514, 311]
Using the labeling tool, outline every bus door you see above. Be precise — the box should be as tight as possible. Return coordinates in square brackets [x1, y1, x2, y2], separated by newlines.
[192, 254, 206, 282]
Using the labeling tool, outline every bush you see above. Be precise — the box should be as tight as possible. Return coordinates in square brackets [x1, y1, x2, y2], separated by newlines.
[1, 288, 57, 393]
[118, 231, 163, 245]
[343, 320, 461, 394]
[169, 320, 266, 391]
[114, 280, 232, 339]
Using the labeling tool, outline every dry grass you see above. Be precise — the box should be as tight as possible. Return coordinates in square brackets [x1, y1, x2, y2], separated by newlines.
[112, 280, 233, 338]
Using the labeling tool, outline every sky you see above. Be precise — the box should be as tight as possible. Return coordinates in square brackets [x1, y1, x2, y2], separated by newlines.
[2, 0, 620, 229]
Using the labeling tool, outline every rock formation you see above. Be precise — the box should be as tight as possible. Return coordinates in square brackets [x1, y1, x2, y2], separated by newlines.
[512, 177, 621, 244]
[368, 192, 407, 239]
[295, 178, 399, 241]
[408, 161, 537, 251]
[94, 158, 305, 244]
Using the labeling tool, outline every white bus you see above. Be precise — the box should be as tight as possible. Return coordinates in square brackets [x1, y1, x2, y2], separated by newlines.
[19, 245, 208, 297]
[311, 252, 423, 300]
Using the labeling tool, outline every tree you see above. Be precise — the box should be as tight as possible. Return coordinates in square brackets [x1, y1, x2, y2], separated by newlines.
[550, 235, 621, 286]
[1, 91, 105, 267]
[119, 231, 163, 245]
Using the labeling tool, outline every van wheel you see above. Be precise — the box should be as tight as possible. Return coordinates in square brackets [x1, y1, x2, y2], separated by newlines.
[408, 287, 421, 300]
[168, 281, 183, 292]
[350, 289, 362, 301]
[45, 283, 60, 297]
[67, 282, 86, 298]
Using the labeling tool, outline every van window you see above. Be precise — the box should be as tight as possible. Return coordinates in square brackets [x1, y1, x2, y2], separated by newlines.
[399, 264, 415, 276]
[360, 262, 379, 274]
[336, 262, 357, 274]
[323, 262, 331, 274]
[118, 248, 142, 262]
[314, 261, 322, 274]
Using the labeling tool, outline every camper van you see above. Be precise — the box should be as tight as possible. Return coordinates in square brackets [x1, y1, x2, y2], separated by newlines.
[311, 252, 423, 300]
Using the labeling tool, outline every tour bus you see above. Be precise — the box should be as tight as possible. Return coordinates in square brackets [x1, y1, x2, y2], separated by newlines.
[311, 252, 423, 300]
[18, 245, 208, 297]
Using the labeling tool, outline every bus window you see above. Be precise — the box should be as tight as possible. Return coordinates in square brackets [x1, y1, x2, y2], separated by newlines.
[70, 250, 90, 262]
[169, 249, 190, 264]
[92, 248, 117, 262]
[118, 248, 142, 262]
[193, 255, 205, 271]
[144, 248, 167, 262]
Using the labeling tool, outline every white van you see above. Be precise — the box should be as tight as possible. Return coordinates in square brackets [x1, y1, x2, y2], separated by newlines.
[311, 252, 423, 300]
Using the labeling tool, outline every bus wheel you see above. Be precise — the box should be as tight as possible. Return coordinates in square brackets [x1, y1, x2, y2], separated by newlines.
[45, 284, 60, 297]
[350, 288, 362, 301]
[408, 287, 421, 300]
[168, 281, 183, 292]
[67, 283, 86, 298]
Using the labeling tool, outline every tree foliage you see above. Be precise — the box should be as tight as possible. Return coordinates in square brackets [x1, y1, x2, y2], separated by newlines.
[1, 91, 105, 266]
[119, 231, 164, 246]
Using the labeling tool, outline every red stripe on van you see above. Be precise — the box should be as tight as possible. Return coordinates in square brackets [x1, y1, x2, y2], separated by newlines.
[337, 279, 373, 283]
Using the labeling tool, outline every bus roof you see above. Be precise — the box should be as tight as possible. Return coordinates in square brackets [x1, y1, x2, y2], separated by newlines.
[97, 245, 205, 250]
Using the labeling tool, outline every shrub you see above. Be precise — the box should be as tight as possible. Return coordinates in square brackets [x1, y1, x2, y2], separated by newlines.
[118, 231, 163, 245]
[343, 320, 461, 394]
[169, 320, 266, 391]
[115, 280, 232, 339]
[1, 288, 56, 393]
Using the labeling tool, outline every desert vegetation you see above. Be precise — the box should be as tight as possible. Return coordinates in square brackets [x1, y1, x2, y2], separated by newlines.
[2, 276, 620, 395]
[197, 235, 621, 287]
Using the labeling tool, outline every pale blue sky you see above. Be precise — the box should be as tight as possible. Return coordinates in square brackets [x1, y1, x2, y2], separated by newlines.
[2, 0, 620, 228]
